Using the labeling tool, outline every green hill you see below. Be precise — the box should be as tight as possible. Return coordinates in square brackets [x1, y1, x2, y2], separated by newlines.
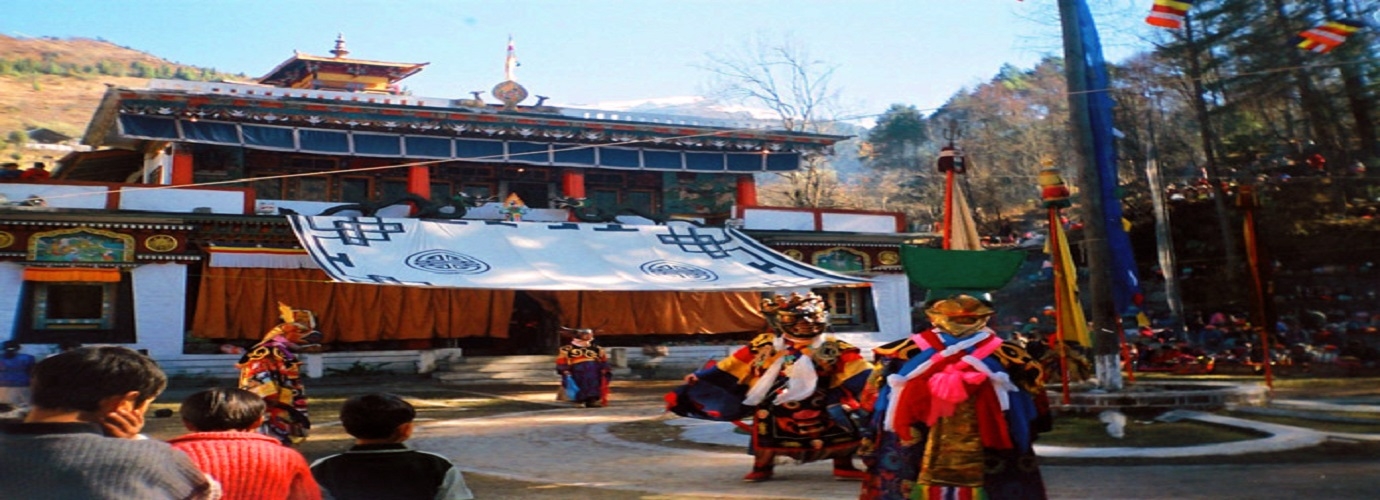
[0, 34, 246, 165]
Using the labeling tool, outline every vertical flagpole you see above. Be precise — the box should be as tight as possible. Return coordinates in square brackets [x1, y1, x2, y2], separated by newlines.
[939, 125, 961, 250]
[1039, 161, 1077, 403]
[1120, 317, 1136, 383]
[1050, 206, 1071, 404]
[505, 35, 518, 82]
[1058, 0, 1122, 391]
[942, 171, 955, 249]
[1238, 185, 1274, 390]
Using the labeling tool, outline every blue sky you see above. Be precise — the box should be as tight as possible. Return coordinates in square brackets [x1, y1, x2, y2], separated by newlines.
[4, 0, 1156, 122]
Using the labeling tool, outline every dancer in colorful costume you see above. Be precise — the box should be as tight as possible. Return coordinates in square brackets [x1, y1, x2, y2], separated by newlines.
[238, 302, 322, 446]
[556, 327, 611, 408]
[859, 295, 1050, 499]
[668, 292, 872, 482]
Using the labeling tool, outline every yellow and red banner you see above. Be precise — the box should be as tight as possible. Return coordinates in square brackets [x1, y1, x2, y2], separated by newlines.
[1294, 20, 1365, 54]
[1145, 0, 1194, 29]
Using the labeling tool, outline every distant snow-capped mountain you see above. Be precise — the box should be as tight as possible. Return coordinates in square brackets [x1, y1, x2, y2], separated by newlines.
[563, 95, 782, 122]
[562, 95, 868, 136]
[558, 95, 867, 176]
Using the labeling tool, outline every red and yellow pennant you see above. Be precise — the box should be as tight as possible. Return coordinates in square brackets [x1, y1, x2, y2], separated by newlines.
[1145, 0, 1194, 30]
[1294, 19, 1365, 54]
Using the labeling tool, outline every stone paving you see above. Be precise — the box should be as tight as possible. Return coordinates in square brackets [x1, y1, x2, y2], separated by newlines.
[405, 382, 1380, 499]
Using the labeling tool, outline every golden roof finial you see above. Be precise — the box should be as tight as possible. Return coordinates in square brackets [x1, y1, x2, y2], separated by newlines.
[330, 33, 349, 58]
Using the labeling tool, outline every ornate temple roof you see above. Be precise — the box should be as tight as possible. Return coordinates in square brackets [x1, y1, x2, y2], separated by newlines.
[257, 35, 427, 92]
[82, 81, 847, 173]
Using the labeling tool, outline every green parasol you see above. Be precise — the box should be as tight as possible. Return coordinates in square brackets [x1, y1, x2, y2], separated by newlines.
[901, 245, 1026, 300]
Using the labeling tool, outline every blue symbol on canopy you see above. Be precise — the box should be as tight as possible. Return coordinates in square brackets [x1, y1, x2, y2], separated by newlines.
[640, 260, 717, 282]
[405, 250, 491, 275]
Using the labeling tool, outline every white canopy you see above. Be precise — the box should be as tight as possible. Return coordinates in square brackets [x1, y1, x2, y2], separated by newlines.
[287, 216, 869, 291]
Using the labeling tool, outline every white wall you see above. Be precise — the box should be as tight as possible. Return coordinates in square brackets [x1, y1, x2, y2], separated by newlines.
[0, 184, 109, 209]
[820, 212, 899, 233]
[0, 262, 25, 354]
[742, 208, 815, 231]
[119, 187, 246, 214]
[870, 274, 913, 341]
[129, 263, 188, 358]
[0, 183, 250, 213]
[739, 206, 902, 234]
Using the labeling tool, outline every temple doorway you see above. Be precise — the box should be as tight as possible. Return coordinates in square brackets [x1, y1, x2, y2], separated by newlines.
[508, 291, 560, 355]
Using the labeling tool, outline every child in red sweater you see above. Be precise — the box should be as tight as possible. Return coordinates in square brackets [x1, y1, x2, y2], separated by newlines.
[169, 387, 321, 500]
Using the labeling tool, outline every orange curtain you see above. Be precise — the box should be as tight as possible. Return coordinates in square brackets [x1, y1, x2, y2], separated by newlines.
[22, 267, 122, 282]
[191, 266, 513, 342]
[529, 290, 766, 335]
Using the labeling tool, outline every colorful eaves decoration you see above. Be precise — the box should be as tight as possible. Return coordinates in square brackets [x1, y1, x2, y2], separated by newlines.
[1145, 0, 1194, 29]
[1293, 19, 1366, 54]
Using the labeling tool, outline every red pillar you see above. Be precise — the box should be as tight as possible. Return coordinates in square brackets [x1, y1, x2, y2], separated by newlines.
[735, 175, 757, 207]
[562, 170, 586, 199]
[170, 147, 194, 185]
[562, 170, 586, 222]
[407, 164, 431, 215]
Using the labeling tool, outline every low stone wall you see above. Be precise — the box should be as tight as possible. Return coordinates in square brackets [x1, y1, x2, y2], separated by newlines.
[160, 349, 463, 379]
[1051, 381, 1270, 414]
[622, 345, 736, 380]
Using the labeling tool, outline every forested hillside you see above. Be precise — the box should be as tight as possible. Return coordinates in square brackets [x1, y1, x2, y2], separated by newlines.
[0, 34, 245, 163]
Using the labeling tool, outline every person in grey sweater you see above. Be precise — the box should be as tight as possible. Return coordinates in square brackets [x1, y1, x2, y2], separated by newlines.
[0, 346, 219, 499]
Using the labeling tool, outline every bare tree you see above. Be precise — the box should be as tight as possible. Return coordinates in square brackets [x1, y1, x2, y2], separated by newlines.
[700, 35, 845, 208]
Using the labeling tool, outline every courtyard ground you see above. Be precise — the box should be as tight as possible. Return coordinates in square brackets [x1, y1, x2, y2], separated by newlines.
[137, 374, 1380, 499]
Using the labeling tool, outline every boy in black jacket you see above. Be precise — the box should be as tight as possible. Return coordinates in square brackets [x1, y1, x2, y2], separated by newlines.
[310, 393, 473, 500]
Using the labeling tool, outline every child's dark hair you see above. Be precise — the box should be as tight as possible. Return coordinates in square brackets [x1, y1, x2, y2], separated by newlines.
[31, 346, 167, 412]
[180, 387, 266, 431]
[340, 393, 415, 440]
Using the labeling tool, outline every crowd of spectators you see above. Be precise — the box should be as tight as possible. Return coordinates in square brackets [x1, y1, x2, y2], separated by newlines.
[0, 345, 473, 500]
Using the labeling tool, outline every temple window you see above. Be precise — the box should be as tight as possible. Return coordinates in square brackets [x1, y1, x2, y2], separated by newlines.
[380, 179, 409, 201]
[461, 183, 495, 199]
[289, 176, 330, 201]
[504, 181, 552, 209]
[429, 181, 453, 201]
[36, 283, 115, 330]
[340, 177, 373, 202]
[251, 176, 285, 200]
[817, 287, 877, 332]
[16, 270, 135, 344]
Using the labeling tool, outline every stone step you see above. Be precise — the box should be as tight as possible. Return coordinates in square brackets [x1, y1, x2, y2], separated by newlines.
[451, 355, 555, 366]
[433, 365, 634, 385]
[447, 361, 558, 373]
[434, 369, 557, 383]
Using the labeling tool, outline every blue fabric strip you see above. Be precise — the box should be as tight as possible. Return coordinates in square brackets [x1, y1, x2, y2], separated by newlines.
[242, 125, 295, 149]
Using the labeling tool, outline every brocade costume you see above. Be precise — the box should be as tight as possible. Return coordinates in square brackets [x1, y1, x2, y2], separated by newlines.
[556, 336, 611, 407]
[669, 292, 872, 481]
[668, 331, 872, 478]
[238, 303, 321, 446]
[859, 316, 1050, 499]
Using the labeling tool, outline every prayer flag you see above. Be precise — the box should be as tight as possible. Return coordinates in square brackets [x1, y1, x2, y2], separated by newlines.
[1080, 1, 1144, 317]
[1145, 0, 1194, 29]
[1293, 19, 1365, 54]
[1049, 213, 1091, 348]
[946, 178, 983, 251]
[505, 35, 519, 81]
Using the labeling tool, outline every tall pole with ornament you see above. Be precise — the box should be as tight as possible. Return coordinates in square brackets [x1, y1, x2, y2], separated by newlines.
[1038, 161, 1091, 404]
